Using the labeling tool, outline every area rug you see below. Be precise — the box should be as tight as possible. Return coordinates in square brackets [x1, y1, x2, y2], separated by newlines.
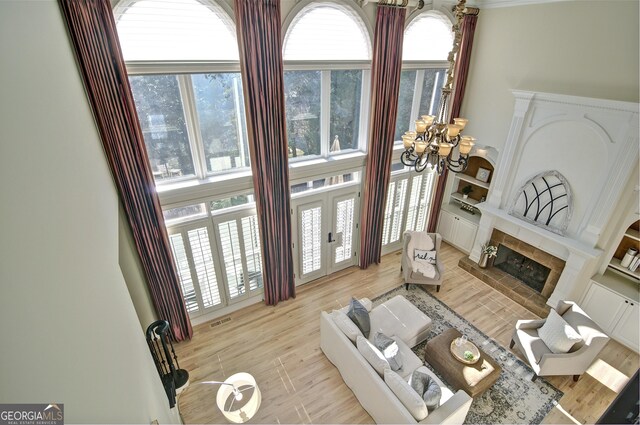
[372, 286, 563, 425]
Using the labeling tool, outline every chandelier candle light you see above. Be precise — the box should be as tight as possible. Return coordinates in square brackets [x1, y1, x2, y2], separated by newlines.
[401, 0, 474, 174]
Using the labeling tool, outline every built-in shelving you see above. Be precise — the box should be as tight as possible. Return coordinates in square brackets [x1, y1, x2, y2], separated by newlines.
[624, 228, 640, 242]
[609, 258, 640, 280]
[607, 220, 640, 282]
[455, 173, 490, 190]
[451, 192, 480, 206]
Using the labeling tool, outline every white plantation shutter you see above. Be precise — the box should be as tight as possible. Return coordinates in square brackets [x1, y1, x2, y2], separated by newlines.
[405, 174, 424, 232]
[241, 215, 263, 291]
[382, 178, 408, 246]
[301, 206, 322, 275]
[415, 172, 435, 231]
[187, 227, 221, 308]
[382, 170, 437, 254]
[381, 181, 396, 246]
[218, 219, 245, 299]
[334, 198, 355, 263]
[168, 233, 199, 313]
[405, 171, 435, 232]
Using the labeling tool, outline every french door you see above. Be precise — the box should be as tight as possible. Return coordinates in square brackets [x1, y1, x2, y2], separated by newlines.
[291, 187, 360, 285]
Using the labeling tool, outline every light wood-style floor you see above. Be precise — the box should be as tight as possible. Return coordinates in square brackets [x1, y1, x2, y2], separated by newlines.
[175, 243, 639, 424]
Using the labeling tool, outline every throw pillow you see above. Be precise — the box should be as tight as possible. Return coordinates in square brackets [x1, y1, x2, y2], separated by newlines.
[407, 232, 434, 256]
[331, 310, 362, 343]
[384, 368, 429, 421]
[356, 335, 389, 377]
[347, 297, 371, 338]
[409, 369, 442, 412]
[373, 332, 403, 371]
[538, 309, 583, 354]
[414, 249, 437, 265]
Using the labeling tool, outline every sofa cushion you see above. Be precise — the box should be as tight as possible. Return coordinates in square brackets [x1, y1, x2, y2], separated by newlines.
[347, 298, 371, 338]
[410, 366, 454, 404]
[409, 369, 442, 412]
[339, 298, 373, 314]
[391, 336, 423, 379]
[384, 368, 429, 421]
[538, 309, 582, 354]
[332, 310, 363, 343]
[356, 335, 389, 377]
[373, 332, 403, 371]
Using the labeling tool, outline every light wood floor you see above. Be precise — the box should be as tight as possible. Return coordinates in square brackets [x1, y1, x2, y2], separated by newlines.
[175, 243, 639, 424]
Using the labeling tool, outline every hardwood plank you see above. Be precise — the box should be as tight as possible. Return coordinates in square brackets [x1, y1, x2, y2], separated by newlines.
[175, 242, 639, 424]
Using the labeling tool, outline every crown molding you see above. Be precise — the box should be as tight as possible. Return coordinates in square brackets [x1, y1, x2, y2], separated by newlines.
[472, 0, 589, 9]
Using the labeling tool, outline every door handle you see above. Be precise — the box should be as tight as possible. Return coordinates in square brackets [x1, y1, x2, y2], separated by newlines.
[328, 232, 335, 243]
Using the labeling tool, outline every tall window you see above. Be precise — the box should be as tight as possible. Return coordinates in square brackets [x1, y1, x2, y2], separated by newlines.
[116, 0, 248, 183]
[394, 11, 453, 141]
[283, 2, 371, 161]
[115, 0, 262, 317]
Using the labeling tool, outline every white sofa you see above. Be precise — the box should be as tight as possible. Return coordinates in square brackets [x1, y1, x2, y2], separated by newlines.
[320, 297, 472, 424]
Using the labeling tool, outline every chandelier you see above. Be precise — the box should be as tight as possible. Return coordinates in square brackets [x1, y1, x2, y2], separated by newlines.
[401, 0, 474, 175]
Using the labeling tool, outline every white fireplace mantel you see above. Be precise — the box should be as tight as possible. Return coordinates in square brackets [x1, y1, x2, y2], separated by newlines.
[470, 90, 638, 307]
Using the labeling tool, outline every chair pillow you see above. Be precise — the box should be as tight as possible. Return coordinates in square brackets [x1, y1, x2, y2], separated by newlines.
[373, 332, 403, 371]
[331, 310, 363, 343]
[414, 249, 437, 265]
[356, 335, 388, 377]
[407, 232, 435, 256]
[347, 297, 371, 338]
[538, 309, 583, 354]
[384, 368, 429, 421]
[409, 369, 442, 412]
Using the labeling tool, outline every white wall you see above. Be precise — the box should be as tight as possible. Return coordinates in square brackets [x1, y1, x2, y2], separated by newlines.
[0, 1, 180, 423]
[461, 1, 639, 152]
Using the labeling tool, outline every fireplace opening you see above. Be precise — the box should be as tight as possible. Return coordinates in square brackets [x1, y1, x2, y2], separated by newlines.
[494, 244, 551, 293]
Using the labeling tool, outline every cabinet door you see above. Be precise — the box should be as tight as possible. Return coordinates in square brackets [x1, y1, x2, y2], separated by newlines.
[581, 283, 627, 333]
[613, 300, 639, 351]
[437, 210, 456, 243]
[454, 218, 478, 253]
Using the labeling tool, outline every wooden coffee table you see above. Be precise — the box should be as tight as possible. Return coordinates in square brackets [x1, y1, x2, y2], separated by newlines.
[424, 328, 501, 397]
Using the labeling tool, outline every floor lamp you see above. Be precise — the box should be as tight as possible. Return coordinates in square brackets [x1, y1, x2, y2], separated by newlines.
[201, 373, 261, 423]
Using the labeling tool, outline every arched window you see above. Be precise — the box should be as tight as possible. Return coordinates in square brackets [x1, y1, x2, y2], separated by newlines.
[282, 1, 371, 161]
[283, 3, 371, 61]
[114, 0, 249, 183]
[402, 11, 453, 61]
[394, 11, 453, 142]
[114, 0, 238, 61]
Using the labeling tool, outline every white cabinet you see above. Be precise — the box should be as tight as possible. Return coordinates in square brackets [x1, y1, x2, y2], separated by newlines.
[581, 279, 639, 352]
[614, 301, 639, 350]
[437, 209, 478, 253]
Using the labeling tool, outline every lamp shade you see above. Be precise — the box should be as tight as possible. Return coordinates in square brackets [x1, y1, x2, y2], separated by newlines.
[214, 373, 261, 423]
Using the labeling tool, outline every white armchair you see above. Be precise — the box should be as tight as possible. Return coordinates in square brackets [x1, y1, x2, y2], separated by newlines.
[510, 301, 610, 382]
[401, 231, 444, 292]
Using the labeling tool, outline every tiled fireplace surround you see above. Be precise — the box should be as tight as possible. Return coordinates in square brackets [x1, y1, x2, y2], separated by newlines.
[459, 229, 566, 317]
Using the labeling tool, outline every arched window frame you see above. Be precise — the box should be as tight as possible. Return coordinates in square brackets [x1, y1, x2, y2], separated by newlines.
[113, 0, 255, 193]
[282, 0, 374, 174]
[392, 9, 454, 153]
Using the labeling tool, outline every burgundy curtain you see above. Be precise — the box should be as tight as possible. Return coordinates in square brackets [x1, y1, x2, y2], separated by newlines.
[58, 0, 192, 341]
[427, 11, 479, 233]
[360, 6, 406, 269]
[234, 0, 295, 305]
